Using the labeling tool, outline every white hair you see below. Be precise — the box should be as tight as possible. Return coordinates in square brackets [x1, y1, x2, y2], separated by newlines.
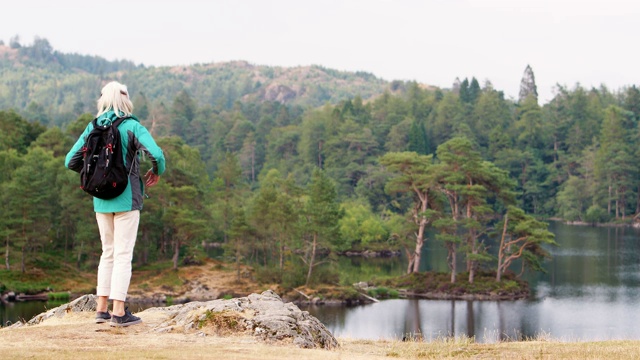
[97, 81, 134, 117]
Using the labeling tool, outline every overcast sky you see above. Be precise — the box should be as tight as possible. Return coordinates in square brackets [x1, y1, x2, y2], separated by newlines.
[3, 0, 638, 104]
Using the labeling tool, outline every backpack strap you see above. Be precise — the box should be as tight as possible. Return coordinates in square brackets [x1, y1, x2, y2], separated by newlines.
[92, 115, 132, 129]
[90, 115, 136, 176]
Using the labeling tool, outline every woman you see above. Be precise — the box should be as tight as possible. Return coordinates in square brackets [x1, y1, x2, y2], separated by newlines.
[65, 81, 166, 327]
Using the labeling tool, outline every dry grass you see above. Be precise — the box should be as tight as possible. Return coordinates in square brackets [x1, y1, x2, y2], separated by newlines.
[2, 312, 639, 360]
[128, 259, 269, 299]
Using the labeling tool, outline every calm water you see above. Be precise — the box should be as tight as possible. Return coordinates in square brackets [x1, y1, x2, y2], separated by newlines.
[302, 222, 640, 342]
[4, 222, 640, 343]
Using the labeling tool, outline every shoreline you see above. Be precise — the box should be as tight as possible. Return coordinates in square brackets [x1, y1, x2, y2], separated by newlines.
[1, 268, 531, 306]
[2, 299, 640, 360]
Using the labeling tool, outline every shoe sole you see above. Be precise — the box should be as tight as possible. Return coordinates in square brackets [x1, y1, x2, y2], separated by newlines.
[109, 319, 142, 327]
[95, 318, 110, 324]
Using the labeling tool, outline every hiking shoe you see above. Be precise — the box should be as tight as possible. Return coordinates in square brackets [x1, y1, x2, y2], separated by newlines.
[95, 311, 111, 324]
[110, 307, 142, 327]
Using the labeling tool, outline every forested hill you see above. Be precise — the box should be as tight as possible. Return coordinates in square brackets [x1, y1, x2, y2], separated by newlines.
[0, 39, 391, 127]
[3, 36, 640, 287]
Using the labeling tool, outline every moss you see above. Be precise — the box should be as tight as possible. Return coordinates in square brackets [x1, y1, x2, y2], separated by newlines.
[368, 287, 399, 299]
[198, 310, 245, 335]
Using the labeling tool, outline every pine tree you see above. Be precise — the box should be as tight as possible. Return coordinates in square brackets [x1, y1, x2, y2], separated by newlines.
[496, 206, 556, 281]
[459, 78, 470, 103]
[302, 169, 344, 286]
[408, 119, 428, 154]
[467, 77, 481, 103]
[595, 106, 637, 219]
[380, 152, 439, 273]
[518, 65, 538, 103]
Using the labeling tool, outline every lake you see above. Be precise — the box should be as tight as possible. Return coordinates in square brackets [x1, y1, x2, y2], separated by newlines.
[3, 222, 640, 343]
[302, 221, 640, 342]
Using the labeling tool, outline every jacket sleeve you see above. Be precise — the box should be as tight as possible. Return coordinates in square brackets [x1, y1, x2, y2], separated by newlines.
[65, 125, 92, 173]
[133, 124, 166, 175]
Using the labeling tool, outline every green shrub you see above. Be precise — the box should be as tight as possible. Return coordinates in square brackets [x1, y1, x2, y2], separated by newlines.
[585, 205, 609, 224]
[47, 292, 70, 301]
[368, 286, 398, 299]
[502, 280, 519, 291]
[255, 266, 282, 284]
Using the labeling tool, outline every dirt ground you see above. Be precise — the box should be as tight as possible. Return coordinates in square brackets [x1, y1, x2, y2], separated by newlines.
[127, 259, 271, 300]
[3, 311, 640, 360]
[0, 310, 379, 360]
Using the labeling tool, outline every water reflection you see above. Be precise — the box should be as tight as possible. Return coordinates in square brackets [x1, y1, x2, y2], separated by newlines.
[303, 222, 640, 343]
[0, 300, 65, 327]
[305, 290, 640, 343]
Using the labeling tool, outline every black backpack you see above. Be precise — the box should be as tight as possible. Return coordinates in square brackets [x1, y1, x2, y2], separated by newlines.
[79, 116, 131, 199]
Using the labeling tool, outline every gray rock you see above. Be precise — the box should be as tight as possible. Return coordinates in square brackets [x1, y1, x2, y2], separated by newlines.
[148, 290, 338, 349]
[26, 294, 97, 325]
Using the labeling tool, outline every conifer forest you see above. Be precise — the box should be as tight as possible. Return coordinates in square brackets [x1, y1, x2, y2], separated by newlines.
[1, 38, 638, 288]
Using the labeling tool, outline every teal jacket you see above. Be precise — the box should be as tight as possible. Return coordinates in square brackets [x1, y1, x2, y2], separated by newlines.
[65, 111, 166, 213]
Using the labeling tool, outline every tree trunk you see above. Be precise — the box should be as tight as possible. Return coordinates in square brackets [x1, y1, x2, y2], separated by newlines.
[468, 228, 478, 284]
[621, 187, 626, 220]
[496, 214, 509, 282]
[5, 237, 9, 270]
[411, 193, 429, 274]
[450, 246, 456, 283]
[305, 233, 317, 286]
[466, 195, 476, 284]
[411, 221, 425, 273]
[172, 240, 180, 270]
[405, 247, 414, 274]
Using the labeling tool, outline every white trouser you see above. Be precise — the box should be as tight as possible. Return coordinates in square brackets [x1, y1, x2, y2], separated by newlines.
[95, 210, 140, 301]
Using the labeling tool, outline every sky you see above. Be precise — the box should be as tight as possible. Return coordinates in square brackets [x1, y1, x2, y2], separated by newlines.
[2, 0, 639, 104]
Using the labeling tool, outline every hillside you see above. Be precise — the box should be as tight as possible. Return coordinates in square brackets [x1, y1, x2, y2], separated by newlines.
[0, 42, 397, 126]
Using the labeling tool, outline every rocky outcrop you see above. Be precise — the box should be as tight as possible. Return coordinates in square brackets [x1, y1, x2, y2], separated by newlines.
[10, 290, 338, 350]
[148, 290, 337, 349]
[264, 84, 297, 103]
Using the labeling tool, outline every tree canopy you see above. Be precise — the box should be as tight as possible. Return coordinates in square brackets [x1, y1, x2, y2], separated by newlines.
[2, 45, 633, 289]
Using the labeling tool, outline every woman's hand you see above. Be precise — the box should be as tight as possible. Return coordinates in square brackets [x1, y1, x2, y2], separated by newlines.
[145, 169, 160, 187]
